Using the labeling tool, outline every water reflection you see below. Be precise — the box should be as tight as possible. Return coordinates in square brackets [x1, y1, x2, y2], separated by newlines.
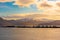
[0, 28, 60, 40]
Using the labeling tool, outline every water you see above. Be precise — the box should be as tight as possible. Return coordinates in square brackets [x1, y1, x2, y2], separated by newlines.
[0, 28, 60, 40]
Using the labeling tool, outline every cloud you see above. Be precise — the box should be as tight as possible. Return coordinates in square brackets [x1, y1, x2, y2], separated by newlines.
[40, 2, 52, 7]
[13, 0, 37, 7]
[56, 2, 60, 7]
[36, 1, 53, 10]
[3, 10, 60, 20]
[0, 5, 11, 9]
[0, 0, 60, 10]
[3, 13, 36, 20]
[0, 0, 12, 2]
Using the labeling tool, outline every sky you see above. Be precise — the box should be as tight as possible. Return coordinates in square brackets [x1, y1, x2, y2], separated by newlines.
[0, 0, 60, 20]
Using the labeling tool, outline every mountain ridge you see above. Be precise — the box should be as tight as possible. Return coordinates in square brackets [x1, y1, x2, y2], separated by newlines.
[0, 16, 60, 27]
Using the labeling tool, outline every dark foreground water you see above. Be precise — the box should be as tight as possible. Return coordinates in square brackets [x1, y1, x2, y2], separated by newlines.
[0, 28, 60, 40]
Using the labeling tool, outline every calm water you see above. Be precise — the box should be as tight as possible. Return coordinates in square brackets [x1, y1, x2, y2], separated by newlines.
[0, 28, 60, 40]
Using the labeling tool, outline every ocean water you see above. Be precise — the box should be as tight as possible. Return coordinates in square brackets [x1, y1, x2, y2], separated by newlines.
[0, 28, 60, 40]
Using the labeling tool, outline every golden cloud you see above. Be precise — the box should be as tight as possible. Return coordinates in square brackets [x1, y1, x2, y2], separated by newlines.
[56, 2, 60, 7]
[0, 0, 11, 2]
[13, 0, 60, 10]
[3, 13, 36, 20]
[3, 10, 60, 20]
[40, 2, 52, 7]
[14, 0, 36, 7]
[36, 1, 53, 10]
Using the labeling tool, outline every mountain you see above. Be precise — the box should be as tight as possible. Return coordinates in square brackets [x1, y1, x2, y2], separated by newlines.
[1, 13, 60, 27]
[15, 16, 52, 26]
[39, 20, 60, 25]
[0, 17, 15, 27]
[0, 17, 53, 27]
